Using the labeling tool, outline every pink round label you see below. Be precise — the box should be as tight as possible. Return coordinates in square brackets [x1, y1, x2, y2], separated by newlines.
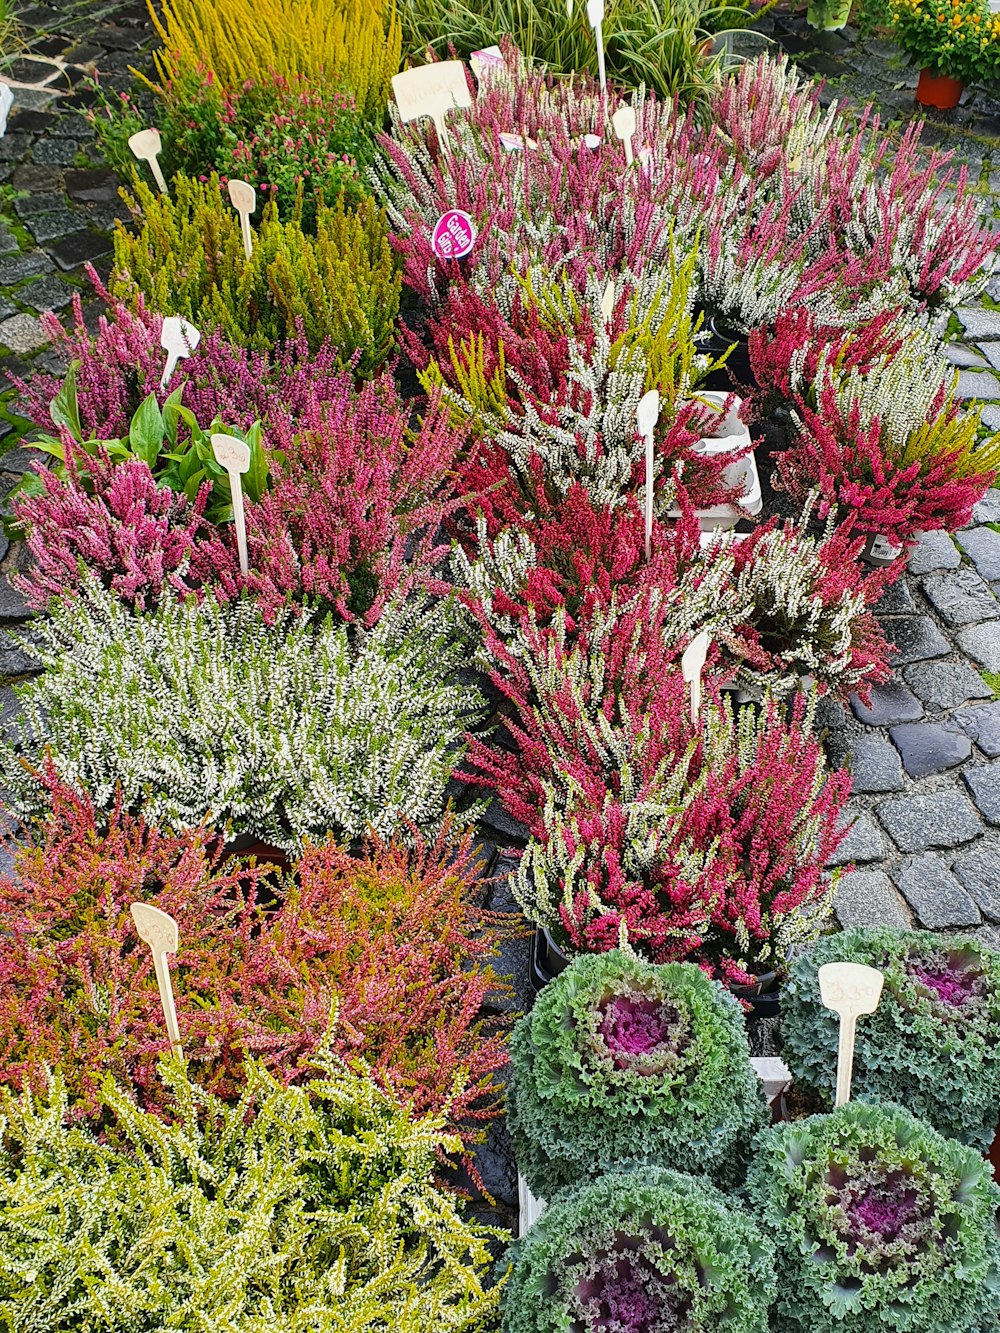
[431, 209, 476, 261]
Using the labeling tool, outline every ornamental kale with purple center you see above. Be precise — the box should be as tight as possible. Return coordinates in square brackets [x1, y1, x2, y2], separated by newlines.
[783, 928, 1000, 1150]
[507, 951, 769, 1198]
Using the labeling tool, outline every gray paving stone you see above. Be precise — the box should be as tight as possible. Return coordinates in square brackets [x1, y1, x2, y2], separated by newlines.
[891, 852, 981, 928]
[18, 275, 74, 313]
[850, 680, 923, 725]
[0, 313, 47, 353]
[954, 700, 1000, 756]
[30, 138, 79, 167]
[828, 734, 904, 793]
[957, 621, 1000, 671]
[920, 567, 1000, 625]
[972, 489, 1000, 525]
[963, 762, 1000, 825]
[904, 659, 993, 710]
[953, 844, 1000, 920]
[957, 525, 1000, 581]
[0, 251, 53, 286]
[907, 529, 960, 575]
[0, 580, 30, 622]
[877, 790, 982, 851]
[955, 369, 1000, 398]
[945, 341, 989, 368]
[959, 306, 1000, 339]
[975, 341, 1000, 370]
[827, 811, 885, 866]
[815, 696, 848, 730]
[888, 721, 972, 777]
[982, 406, 1000, 431]
[874, 578, 915, 614]
[884, 616, 951, 665]
[26, 209, 86, 246]
[833, 869, 911, 929]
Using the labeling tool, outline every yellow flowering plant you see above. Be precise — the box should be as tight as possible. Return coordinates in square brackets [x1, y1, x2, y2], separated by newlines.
[891, 0, 996, 81]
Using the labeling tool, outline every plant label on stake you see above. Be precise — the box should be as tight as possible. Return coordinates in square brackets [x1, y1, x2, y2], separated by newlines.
[159, 316, 201, 391]
[587, 0, 607, 98]
[211, 432, 251, 577]
[600, 278, 615, 325]
[636, 390, 660, 563]
[130, 902, 183, 1060]
[818, 962, 884, 1107]
[391, 62, 472, 149]
[431, 209, 476, 260]
[227, 178, 256, 260]
[128, 127, 168, 194]
[470, 44, 504, 82]
[681, 630, 711, 725]
[612, 104, 636, 165]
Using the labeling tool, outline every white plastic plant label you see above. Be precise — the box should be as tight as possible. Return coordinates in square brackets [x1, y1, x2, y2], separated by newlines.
[470, 45, 504, 82]
[499, 132, 538, 152]
[869, 533, 903, 561]
[431, 209, 477, 260]
[0, 83, 13, 140]
[211, 432, 252, 577]
[583, 133, 601, 150]
[227, 178, 256, 260]
[681, 630, 711, 725]
[128, 127, 168, 194]
[159, 316, 201, 391]
[600, 278, 615, 325]
[818, 961, 884, 1107]
[587, 0, 607, 95]
[391, 61, 472, 148]
[131, 902, 184, 1059]
[636, 389, 660, 562]
[612, 104, 636, 165]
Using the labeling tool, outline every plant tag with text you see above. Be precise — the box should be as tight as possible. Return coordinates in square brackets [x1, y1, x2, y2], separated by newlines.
[227, 178, 256, 260]
[212, 432, 251, 577]
[600, 278, 615, 325]
[681, 630, 711, 725]
[612, 104, 636, 165]
[819, 961, 884, 1107]
[159, 316, 201, 391]
[131, 902, 184, 1059]
[637, 389, 660, 563]
[128, 127, 169, 194]
[392, 61, 472, 148]
[499, 132, 538, 151]
[470, 45, 504, 82]
[432, 209, 476, 260]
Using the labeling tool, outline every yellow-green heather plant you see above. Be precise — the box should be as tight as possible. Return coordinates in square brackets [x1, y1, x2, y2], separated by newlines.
[146, 0, 402, 118]
[111, 174, 400, 375]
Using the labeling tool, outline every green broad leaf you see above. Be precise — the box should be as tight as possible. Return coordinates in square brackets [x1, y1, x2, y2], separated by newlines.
[49, 361, 83, 440]
[128, 394, 165, 467]
[31, 438, 69, 463]
[183, 468, 207, 503]
[161, 386, 186, 447]
[244, 421, 269, 502]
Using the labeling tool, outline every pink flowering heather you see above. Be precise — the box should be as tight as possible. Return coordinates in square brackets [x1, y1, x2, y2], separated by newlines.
[13, 449, 224, 612]
[18, 269, 366, 441]
[776, 365, 999, 544]
[202, 386, 472, 624]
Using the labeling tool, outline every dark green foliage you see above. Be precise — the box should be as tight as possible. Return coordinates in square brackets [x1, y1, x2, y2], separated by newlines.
[501, 1167, 775, 1333]
[744, 1100, 1000, 1333]
[782, 927, 1000, 1149]
[507, 951, 769, 1199]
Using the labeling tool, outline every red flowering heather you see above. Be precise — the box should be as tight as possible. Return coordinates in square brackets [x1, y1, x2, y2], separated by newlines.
[0, 774, 509, 1148]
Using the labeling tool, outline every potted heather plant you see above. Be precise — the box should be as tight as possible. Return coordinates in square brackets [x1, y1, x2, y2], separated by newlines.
[782, 928, 1000, 1151]
[507, 951, 769, 1198]
[500, 1167, 775, 1333]
[891, 0, 991, 107]
[745, 1101, 1000, 1332]
[806, 0, 853, 32]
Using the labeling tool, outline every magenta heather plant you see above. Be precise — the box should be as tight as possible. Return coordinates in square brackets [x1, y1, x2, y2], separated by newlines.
[17, 270, 366, 442]
[14, 451, 223, 612]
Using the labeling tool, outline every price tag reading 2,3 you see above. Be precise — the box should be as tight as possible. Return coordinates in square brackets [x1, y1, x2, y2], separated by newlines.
[432, 210, 477, 261]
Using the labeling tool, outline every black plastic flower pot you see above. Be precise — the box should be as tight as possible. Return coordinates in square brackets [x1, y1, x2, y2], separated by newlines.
[528, 926, 572, 994]
[700, 314, 757, 392]
[728, 970, 781, 1021]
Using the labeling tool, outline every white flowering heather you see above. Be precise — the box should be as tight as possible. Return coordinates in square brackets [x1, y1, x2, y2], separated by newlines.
[0, 577, 484, 851]
[819, 334, 954, 451]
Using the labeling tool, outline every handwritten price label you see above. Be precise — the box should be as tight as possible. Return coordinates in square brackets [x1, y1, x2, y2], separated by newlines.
[432, 209, 477, 261]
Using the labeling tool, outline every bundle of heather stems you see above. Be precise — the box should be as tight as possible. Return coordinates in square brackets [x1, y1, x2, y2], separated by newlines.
[8, 44, 1000, 1013]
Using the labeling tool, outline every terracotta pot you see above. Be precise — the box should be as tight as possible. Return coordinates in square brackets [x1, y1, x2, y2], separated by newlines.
[916, 68, 963, 110]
